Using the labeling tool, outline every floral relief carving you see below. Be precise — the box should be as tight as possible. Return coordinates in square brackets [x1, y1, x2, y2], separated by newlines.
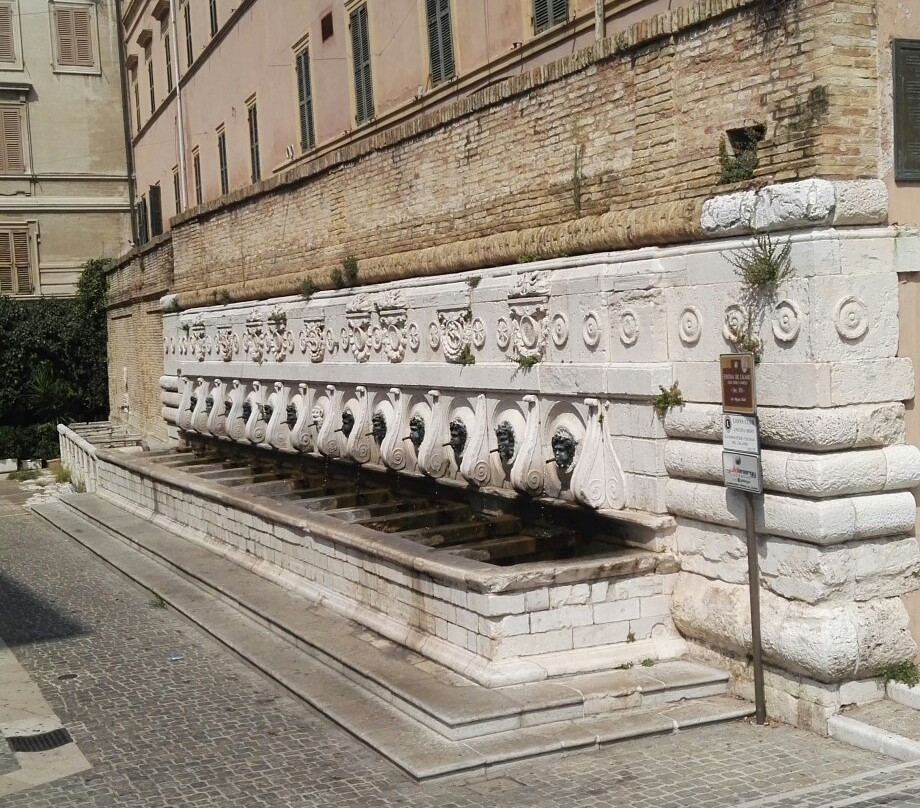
[496, 318, 511, 350]
[344, 294, 373, 363]
[376, 292, 410, 363]
[243, 315, 269, 365]
[506, 271, 550, 361]
[299, 317, 327, 363]
[438, 308, 473, 363]
[551, 313, 568, 348]
[215, 327, 239, 362]
[428, 322, 441, 350]
[407, 323, 420, 352]
[678, 306, 703, 346]
[722, 304, 747, 343]
[772, 299, 802, 343]
[471, 318, 487, 350]
[834, 295, 869, 341]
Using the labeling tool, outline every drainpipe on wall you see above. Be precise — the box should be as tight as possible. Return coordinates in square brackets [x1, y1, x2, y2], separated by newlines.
[594, 0, 606, 40]
[113, 0, 138, 245]
[169, 0, 188, 211]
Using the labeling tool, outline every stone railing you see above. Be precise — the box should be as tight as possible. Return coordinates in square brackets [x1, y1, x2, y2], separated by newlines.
[58, 424, 98, 493]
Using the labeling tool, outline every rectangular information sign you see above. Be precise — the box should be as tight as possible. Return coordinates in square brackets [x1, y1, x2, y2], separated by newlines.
[723, 451, 763, 494]
[722, 412, 760, 454]
[720, 353, 756, 414]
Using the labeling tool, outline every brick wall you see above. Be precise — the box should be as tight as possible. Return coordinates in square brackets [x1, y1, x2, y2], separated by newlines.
[167, 0, 878, 307]
[107, 236, 173, 441]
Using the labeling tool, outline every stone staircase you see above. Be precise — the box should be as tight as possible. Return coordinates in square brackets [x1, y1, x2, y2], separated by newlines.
[34, 493, 753, 781]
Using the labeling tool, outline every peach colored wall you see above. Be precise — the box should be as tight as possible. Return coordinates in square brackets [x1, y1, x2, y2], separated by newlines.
[879, 0, 920, 226]
[123, 0, 674, 226]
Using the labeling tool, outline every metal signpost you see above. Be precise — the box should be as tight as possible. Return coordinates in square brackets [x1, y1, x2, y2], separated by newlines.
[720, 353, 766, 725]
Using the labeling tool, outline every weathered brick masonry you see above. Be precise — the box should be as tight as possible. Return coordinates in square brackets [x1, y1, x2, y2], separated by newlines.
[107, 0, 881, 435]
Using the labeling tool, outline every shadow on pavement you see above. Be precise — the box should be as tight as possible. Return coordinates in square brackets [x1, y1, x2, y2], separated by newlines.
[0, 571, 90, 647]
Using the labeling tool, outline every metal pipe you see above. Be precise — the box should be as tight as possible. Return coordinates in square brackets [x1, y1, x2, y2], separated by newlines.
[745, 491, 767, 725]
[169, 0, 188, 211]
[113, 0, 138, 244]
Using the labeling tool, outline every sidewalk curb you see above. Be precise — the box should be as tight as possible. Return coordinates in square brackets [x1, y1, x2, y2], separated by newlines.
[827, 714, 920, 762]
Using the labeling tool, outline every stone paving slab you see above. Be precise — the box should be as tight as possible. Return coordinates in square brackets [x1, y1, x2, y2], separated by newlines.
[0, 502, 911, 806]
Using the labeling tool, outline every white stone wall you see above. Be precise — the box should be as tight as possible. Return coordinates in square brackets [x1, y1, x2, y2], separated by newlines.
[96, 454, 686, 686]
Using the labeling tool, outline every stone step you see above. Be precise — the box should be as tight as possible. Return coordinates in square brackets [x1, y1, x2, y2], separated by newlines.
[829, 699, 920, 761]
[33, 496, 750, 779]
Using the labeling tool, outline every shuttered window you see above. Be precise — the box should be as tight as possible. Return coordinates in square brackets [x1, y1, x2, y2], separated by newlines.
[192, 148, 202, 205]
[172, 167, 181, 214]
[533, 0, 568, 33]
[0, 4, 16, 64]
[349, 5, 373, 124]
[136, 196, 149, 245]
[209, 0, 218, 37]
[132, 75, 141, 132]
[426, 0, 454, 86]
[247, 101, 260, 183]
[149, 184, 163, 237]
[0, 229, 32, 295]
[54, 4, 94, 68]
[295, 46, 315, 152]
[217, 129, 228, 195]
[164, 33, 173, 92]
[147, 56, 155, 113]
[0, 105, 23, 174]
[183, 2, 192, 67]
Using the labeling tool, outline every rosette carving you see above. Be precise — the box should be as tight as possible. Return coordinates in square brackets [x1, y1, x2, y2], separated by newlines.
[583, 312, 601, 348]
[772, 299, 802, 343]
[678, 306, 703, 346]
[834, 295, 869, 340]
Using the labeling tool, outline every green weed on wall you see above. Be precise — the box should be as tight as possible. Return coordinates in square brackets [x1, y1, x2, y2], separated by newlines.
[0, 258, 110, 460]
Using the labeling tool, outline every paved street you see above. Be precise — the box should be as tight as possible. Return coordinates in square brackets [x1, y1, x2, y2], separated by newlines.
[0, 479, 919, 807]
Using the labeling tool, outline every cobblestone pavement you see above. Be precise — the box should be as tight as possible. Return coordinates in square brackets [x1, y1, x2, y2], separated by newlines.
[0, 490, 918, 806]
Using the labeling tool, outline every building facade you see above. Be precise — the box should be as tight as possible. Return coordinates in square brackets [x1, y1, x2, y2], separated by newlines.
[0, 0, 131, 297]
[104, 0, 920, 731]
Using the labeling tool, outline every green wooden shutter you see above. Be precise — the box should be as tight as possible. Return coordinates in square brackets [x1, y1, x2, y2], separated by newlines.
[551, 0, 568, 26]
[534, 0, 567, 32]
[296, 48, 315, 151]
[12, 229, 30, 293]
[0, 5, 16, 63]
[350, 5, 373, 123]
[0, 232, 12, 293]
[426, 0, 454, 86]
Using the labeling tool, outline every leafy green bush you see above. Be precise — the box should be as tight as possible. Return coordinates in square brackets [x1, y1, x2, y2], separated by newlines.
[0, 258, 110, 459]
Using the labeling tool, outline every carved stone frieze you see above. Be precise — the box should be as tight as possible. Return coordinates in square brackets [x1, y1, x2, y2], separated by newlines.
[437, 307, 473, 363]
[506, 271, 550, 361]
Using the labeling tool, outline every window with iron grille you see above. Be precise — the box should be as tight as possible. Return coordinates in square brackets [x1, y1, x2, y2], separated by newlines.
[425, 0, 454, 86]
[217, 128, 228, 195]
[53, 3, 94, 68]
[164, 32, 173, 92]
[0, 228, 32, 295]
[349, 4, 373, 124]
[147, 55, 155, 113]
[209, 0, 218, 37]
[0, 104, 24, 174]
[172, 167, 181, 214]
[533, 0, 568, 33]
[0, 3, 17, 64]
[183, 2, 193, 67]
[247, 101, 260, 183]
[295, 46, 315, 152]
[192, 148, 202, 205]
[149, 183, 163, 237]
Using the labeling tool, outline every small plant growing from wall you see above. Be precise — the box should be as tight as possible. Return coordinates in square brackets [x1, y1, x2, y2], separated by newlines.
[513, 354, 540, 371]
[457, 345, 476, 366]
[879, 661, 920, 688]
[654, 382, 684, 417]
[724, 233, 795, 363]
[214, 288, 231, 304]
[718, 125, 765, 185]
[342, 255, 359, 286]
[301, 279, 319, 301]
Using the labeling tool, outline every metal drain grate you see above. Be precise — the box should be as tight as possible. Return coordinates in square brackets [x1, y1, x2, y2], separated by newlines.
[7, 727, 73, 753]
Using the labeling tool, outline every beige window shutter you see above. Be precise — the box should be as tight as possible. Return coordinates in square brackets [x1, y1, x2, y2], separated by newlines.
[0, 106, 22, 173]
[55, 6, 75, 65]
[12, 230, 29, 293]
[0, 5, 16, 63]
[72, 7, 93, 66]
[0, 232, 13, 293]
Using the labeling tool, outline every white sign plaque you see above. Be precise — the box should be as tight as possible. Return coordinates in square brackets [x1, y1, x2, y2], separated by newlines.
[723, 451, 763, 493]
[722, 413, 760, 455]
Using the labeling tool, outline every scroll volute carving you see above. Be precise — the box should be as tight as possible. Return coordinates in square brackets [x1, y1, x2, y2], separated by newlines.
[381, 387, 411, 472]
[244, 381, 268, 445]
[571, 398, 626, 511]
[510, 394, 545, 498]
[418, 390, 451, 479]
[190, 377, 210, 433]
[266, 382, 291, 451]
[205, 378, 227, 437]
[289, 383, 315, 453]
[176, 373, 194, 431]
[317, 384, 344, 458]
[346, 386, 375, 465]
[225, 380, 249, 442]
[459, 394, 493, 488]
